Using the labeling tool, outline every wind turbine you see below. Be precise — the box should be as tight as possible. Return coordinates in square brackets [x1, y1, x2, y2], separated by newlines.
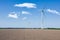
[40, 8, 60, 29]
[40, 8, 45, 29]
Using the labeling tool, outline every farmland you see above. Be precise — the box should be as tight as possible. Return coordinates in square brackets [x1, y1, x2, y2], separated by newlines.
[0, 29, 60, 40]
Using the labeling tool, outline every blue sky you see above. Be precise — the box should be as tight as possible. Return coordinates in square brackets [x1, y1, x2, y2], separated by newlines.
[0, 0, 60, 28]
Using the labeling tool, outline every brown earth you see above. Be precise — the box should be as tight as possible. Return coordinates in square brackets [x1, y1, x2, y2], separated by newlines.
[0, 29, 60, 40]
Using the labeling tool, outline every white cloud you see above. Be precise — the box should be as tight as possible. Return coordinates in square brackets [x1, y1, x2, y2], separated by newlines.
[46, 9, 60, 15]
[22, 17, 27, 20]
[14, 3, 36, 8]
[22, 11, 32, 15]
[8, 12, 18, 19]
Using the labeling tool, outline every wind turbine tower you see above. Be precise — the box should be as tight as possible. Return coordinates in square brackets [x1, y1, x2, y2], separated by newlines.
[41, 8, 45, 29]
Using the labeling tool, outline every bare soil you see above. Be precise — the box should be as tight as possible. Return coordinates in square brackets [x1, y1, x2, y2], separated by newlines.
[0, 29, 60, 40]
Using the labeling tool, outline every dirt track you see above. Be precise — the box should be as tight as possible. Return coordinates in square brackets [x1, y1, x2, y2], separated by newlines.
[0, 29, 60, 40]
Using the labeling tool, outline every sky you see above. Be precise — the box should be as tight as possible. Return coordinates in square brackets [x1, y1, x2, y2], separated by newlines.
[0, 0, 60, 28]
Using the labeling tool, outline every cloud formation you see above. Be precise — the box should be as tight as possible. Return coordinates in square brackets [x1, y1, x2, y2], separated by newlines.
[22, 17, 27, 20]
[46, 9, 60, 15]
[14, 3, 36, 8]
[22, 11, 32, 15]
[8, 12, 18, 19]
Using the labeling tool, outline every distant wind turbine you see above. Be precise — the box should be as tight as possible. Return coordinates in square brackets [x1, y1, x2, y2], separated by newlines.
[40, 8, 60, 29]
[40, 8, 45, 29]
